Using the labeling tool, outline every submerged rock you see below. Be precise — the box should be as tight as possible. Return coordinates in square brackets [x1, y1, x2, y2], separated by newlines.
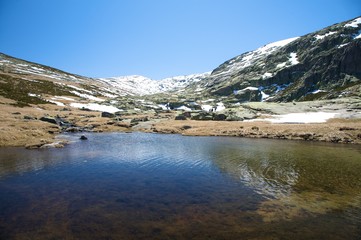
[80, 135, 88, 140]
[25, 140, 68, 149]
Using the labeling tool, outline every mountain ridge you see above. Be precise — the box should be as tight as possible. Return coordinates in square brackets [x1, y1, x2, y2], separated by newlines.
[1, 16, 360, 110]
[1, 17, 361, 148]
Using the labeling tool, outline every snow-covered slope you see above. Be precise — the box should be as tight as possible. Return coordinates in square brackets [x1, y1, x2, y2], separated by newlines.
[1, 16, 360, 106]
[212, 37, 299, 77]
[205, 16, 361, 101]
[97, 72, 210, 96]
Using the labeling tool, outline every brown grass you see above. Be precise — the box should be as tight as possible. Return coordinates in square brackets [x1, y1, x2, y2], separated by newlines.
[1, 102, 361, 148]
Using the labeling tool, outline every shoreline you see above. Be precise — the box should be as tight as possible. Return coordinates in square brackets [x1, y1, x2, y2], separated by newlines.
[1, 103, 360, 148]
[2, 119, 361, 149]
[143, 118, 361, 144]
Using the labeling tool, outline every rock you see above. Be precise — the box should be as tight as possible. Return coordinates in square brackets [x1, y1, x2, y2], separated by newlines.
[175, 115, 187, 120]
[101, 112, 115, 118]
[39, 116, 57, 125]
[182, 112, 192, 118]
[234, 89, 263, 102]
[24, 115, 36, 120]
[12, 112, 21, 115]
[181, 125, 192, 130]
[130, 117, 149, 123]
[168, 102, 186, 110]
[115, 122, 131, 128]
[226, 115, 244, 121]
[213, 113, 227, 121]
[25, 140, 67, 149]
[80, 135, 88, 140]
[339, 127, 356, 131]
[191, 112, 213, 121]
[40, 142, 65, 148]
[65, 127, 83, 132]
[25, 143, 43, 149]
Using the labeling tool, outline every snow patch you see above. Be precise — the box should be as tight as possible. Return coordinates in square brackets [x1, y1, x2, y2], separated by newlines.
[248, 112, 337, 124]
[70, 91, 104, 102]
[312, 90, 327, 94]
[28, 93, 40, 97]
[345, 17, 361, 28]
[338, 43, 350, 48]
[99, 91, 118, 98]
[47, 100, 65, 106]
[70, 103, 121, 113]
[355, 31, 361, 39]
[260, 91, 270, 101]
[52, 96, 75, 101]
[158, 104, 169, 110]
[289, 52, 299, 65]
[201, 105, 213, 112]
[276, 62, 287, 68]
[234, 87, 258, 95]
[176, 106, 192, 111]
[68, 85, 93, 94]
[215, 102, 226, 112]
[314, 31, 337, 40]
[262, 72, 273, 80]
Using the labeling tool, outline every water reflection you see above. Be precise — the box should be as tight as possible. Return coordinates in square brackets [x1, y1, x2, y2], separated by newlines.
[209, 139, 361, 221]
[0, 133, 361, 239]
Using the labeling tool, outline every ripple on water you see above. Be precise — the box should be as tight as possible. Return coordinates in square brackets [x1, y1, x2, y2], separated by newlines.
[0, 132, 361, 239]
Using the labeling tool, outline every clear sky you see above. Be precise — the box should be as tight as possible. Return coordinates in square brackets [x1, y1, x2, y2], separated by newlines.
[0, 0, 360, 79]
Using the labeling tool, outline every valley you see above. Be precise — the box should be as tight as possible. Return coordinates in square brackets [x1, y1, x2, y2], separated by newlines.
[0, 17, 360, 148]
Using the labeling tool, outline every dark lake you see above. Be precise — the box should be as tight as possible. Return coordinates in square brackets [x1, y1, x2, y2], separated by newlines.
[0, 132, 361, 239]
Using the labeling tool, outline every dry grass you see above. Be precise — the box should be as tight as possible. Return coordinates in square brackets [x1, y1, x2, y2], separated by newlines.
[1, 102, 361, 148]
[149, 118, 361, 144]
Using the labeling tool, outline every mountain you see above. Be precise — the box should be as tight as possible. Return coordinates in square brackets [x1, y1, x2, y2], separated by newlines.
[97, 72, 210, 96]
[1, 16, 360, 111]
[200, 17, 361, 102]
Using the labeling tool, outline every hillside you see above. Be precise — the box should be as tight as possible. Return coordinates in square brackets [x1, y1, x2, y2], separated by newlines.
[193, 17, 361, 103]
[0, 17, 361, 147]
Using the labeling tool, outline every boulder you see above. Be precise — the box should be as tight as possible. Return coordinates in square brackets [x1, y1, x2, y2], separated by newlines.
[234, 89, 263, 102]
[101, 112, 115, 118]
[213, 113, 227, 121]
[175, 115, 187, 120]
[191, 112, 213, 121]
[39, 116, 57, 125]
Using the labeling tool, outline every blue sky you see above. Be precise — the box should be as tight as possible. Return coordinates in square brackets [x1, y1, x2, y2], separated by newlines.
[0, 0, 360, 79]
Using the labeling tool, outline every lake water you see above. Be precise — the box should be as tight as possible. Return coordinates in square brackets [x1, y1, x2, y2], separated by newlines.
[0, 132, 360, 239]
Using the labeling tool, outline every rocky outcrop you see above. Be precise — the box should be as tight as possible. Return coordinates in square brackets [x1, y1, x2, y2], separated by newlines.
[201, 17, 361, 102]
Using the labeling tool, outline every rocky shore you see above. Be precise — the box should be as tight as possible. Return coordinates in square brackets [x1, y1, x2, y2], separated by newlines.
[1, 101, 361, 149]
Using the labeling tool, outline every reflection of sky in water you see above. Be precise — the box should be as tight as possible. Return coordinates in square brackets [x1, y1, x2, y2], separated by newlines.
[207, 138, 361, 223]
[0, 133, 361, 238]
